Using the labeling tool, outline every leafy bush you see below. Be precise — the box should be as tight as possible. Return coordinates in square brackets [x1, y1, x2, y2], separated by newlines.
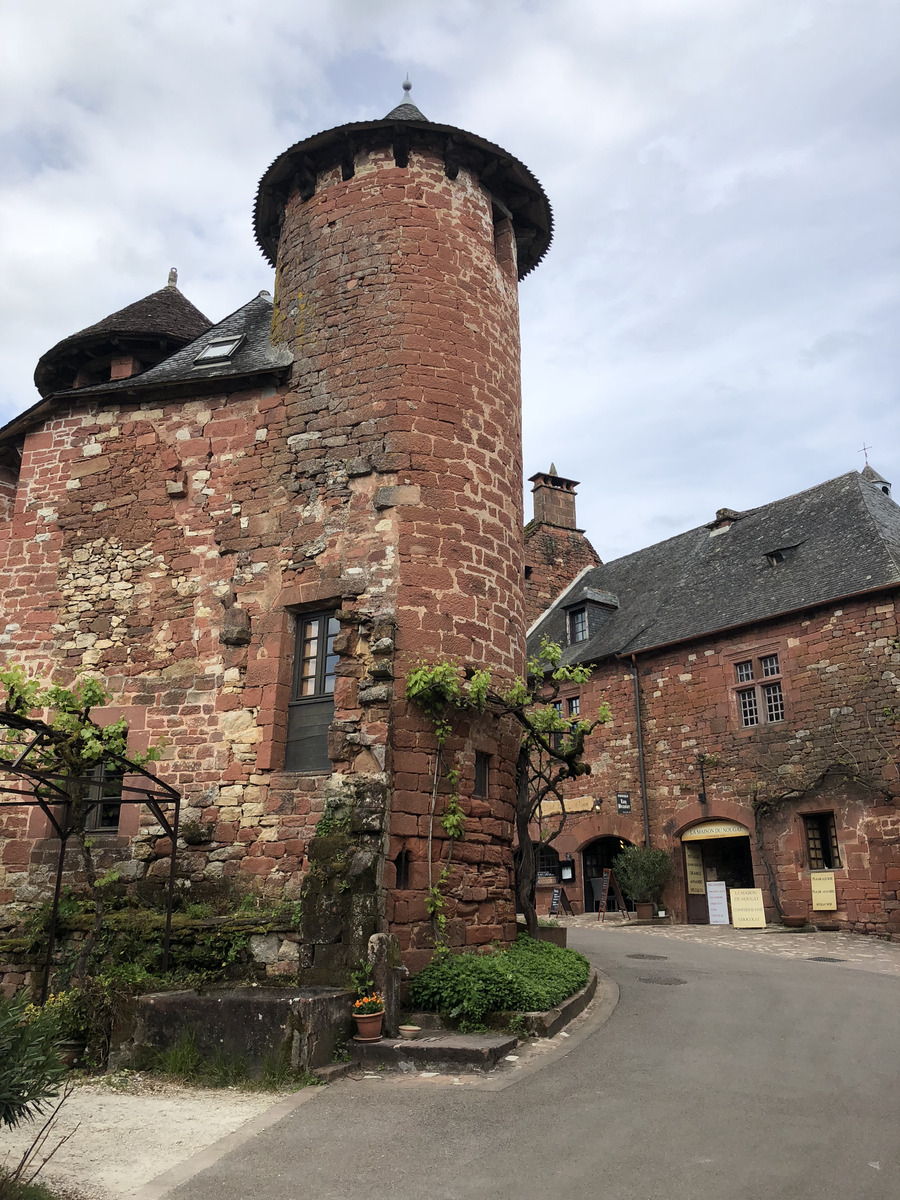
[407, 935, 590, 1024]
[613, 845, 672, 903]
[0, 994, 66, 1130]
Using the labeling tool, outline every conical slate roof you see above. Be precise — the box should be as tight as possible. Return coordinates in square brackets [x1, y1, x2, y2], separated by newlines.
[253, 94, 553, 280]
[34, 282, 211, 397]
[383, 100, 428, 121]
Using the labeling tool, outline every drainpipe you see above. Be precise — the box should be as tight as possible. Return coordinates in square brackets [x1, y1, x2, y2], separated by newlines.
[630, 656, 651, 848]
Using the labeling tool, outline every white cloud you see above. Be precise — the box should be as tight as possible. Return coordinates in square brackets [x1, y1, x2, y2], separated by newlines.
[1, 0, 897, 560]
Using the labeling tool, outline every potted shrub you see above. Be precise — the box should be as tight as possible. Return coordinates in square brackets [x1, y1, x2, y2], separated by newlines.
[613, 846, 672, 920]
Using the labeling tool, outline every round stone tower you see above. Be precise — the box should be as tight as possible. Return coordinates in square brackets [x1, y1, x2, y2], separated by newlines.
[256, 87, 552, 964]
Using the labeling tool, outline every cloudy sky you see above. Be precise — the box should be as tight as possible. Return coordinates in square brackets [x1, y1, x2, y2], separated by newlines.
[1, 0, 897, 560]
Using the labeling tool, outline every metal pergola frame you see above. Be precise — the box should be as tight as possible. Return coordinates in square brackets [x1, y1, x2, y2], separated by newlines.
[0, 710, 181, 1002]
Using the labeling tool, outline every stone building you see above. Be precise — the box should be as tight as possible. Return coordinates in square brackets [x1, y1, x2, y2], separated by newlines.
[525, 466, 900, 940]
[0, 90, 554, 972]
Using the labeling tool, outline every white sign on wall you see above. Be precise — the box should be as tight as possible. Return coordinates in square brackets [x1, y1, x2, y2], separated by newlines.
[706, 881, 730, 925]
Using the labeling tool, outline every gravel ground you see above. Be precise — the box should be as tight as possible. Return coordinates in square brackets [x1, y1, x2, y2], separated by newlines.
[0, 1073, 286, 1200]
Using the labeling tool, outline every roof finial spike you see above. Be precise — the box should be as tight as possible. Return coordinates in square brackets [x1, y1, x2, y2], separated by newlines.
[402, 75, 412, 97]
[859, 441, 872, 465]
[167, 267, 178, 287]
[549, 462, 558, 476]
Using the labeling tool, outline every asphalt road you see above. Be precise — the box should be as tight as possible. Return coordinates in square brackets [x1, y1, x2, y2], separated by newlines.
[164, 928, 899, 1200]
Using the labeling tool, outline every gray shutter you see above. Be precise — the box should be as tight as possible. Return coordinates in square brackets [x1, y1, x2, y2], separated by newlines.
[285, 697, 334, 771]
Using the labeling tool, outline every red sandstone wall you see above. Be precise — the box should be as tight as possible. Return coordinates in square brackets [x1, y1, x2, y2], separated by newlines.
[0, 389, 332, 905]
[0, 145, 526, 966]
[523, 525, 602, 626]
[272, 147, 525, 964]
[531, 595, 900, 939]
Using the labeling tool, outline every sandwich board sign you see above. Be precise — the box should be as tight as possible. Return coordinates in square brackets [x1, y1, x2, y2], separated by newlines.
[729, 888, 766, 928]
[706, 881, 730, 925]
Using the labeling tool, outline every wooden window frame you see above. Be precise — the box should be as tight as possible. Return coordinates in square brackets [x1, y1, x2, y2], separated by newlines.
[473, 751, 491, 798]
[284, 610, 339, 772]
[802, 812, 842, 871]
[568, 607, 588, 644]
[84, 764, 124, 833]
[535, 843, 561, 882]
[728, 646, 787, 732]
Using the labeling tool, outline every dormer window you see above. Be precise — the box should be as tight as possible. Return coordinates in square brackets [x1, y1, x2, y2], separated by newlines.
[569, 608, 588, 643]
[193, 336, 243, 365]
[562, 588, 618, 647]
[764, 544, 799, 568]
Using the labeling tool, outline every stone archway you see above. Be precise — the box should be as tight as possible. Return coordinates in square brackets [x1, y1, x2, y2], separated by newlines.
[581, 835, 634, 913]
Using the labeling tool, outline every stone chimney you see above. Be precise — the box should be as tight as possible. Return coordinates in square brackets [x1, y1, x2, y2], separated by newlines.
[524, 464, 601, 626]
[529, 464, 580, 529]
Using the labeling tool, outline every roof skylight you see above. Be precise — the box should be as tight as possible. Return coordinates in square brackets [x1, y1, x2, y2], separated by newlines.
[193, 336, 243, 364]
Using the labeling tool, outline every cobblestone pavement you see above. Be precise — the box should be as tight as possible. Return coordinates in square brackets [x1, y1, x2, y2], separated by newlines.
[559, 915, 900, 976]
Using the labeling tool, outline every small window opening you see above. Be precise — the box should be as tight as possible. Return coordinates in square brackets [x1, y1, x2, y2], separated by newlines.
[535, 843, 561, 881]
[84, 765, 124, 833]
[394, 848, 411, 890]
[492, 201, 515, 274]
[567, 696, 580, 717]
[735, 660, 754, 683]
[524, 565, 533, 580]
[474, 751, 491, 798]
[803, 813, 842, 870]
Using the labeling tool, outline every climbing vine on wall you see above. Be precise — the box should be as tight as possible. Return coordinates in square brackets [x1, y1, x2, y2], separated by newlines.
[406, 639, 612, 941]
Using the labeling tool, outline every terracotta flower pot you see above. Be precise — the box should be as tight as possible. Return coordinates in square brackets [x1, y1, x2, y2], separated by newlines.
[634, 901, 654, 920]
[353, 1011, 385, 1042]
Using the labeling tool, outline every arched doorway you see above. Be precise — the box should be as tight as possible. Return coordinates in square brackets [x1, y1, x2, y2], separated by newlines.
[582, 836, 634, 913]
[681, 819, 755, 923]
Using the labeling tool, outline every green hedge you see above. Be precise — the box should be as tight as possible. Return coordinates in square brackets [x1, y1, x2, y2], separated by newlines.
[407, 934, 590, 1024]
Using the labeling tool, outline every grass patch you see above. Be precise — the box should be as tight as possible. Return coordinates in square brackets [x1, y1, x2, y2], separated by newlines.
[149, 1030, 314, 1091]
[407, 933, 590, 1025]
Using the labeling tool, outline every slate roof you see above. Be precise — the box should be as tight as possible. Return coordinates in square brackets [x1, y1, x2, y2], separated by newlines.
[34, 284, 212, 397]
[55, 292, 293, 398]
[0, 293, 292, 447]
[253, 109, 552, 281]
[66, 284, 210, 344]
[528, 470, 900, 664]
[384, 100, 428, 121]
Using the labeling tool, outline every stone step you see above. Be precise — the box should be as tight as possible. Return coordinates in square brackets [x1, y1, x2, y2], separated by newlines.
[352, 1031, 518, 1071]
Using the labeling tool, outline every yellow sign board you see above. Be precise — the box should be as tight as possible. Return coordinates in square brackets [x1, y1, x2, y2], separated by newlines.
[730, 888, 767, 928]
[539, 795, 596, 816]
[682, 820, 749, 842]
[684, 843, 706, 895]
[811, 872, 837, 911]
